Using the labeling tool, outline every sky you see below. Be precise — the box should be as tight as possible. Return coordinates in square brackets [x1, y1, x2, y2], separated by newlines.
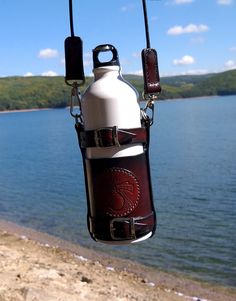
[0, 0, 235, 78]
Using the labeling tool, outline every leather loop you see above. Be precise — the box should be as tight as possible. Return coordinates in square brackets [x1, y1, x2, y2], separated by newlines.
[142, 48, 161, 95]
[65, 36, 85, 84]
[78, 126, 148, 148]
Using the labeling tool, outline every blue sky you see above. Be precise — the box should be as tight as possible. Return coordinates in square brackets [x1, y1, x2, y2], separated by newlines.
[0, 0, 235, 77]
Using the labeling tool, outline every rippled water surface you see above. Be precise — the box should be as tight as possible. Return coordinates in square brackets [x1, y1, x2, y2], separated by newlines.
[0, 96, 235, 287]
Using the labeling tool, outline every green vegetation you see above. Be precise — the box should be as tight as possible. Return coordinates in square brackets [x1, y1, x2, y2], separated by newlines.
[0, 70, 236, 111]
[124, 69, 236, 100]
[0, 76, 68, 111]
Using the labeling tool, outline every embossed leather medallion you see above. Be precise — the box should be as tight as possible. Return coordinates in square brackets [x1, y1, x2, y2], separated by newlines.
[94, 168, 140, 217]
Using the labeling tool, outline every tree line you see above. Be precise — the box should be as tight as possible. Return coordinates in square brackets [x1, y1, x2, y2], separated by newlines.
[0, 70, 236, 111]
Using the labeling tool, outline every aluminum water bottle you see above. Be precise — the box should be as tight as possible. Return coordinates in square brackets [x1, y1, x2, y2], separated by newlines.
[79, 44, 156, 244]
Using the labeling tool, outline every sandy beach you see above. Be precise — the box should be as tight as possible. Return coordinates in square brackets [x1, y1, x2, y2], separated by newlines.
[0, 220, 235, 301]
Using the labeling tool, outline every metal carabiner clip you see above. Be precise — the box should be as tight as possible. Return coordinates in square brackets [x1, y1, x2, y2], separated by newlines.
[141, 94, 156, 126]
[70, 82, 83, 124]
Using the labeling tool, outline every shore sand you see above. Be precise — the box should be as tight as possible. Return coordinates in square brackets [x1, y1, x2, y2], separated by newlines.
[0, 220, 235, 301]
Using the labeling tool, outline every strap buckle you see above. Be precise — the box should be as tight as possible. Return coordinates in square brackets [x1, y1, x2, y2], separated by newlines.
[110, 217, 136, 241]
[94, 126, 120, 147]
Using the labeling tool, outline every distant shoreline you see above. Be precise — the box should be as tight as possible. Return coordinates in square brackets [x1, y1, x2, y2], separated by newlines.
[0, 95, 227, 115]
[0, 108, 53, 114]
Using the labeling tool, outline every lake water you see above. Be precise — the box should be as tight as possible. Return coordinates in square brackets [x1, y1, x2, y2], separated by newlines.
[0, 95, 235, 288]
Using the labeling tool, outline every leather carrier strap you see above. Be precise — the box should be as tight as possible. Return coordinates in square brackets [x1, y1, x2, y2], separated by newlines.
[65, 0, 161, 98]
[79, 126, 149, 148]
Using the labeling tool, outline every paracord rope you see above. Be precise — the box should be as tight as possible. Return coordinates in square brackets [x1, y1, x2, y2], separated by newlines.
[142, 0, 151, 48]
[69, 0, 75, 37]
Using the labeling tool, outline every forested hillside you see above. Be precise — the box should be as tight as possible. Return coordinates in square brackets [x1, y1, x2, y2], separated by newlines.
[0, 70, 236, 111]
[143, 69, 236, 100]
[0, 77, 69, 111]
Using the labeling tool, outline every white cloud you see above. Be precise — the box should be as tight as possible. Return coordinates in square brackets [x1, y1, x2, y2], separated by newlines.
[190, 36, 205, 44]
[119, 58, 132, 68]
[151, 16, 159, 22]
[229, 46, 236, 51]
[174, 0, 194, 4]
[161, 69, 209, 77]
[173, 55, 195, 65]
[121, 4, 135, 12]
[132, 52, 140, 58]
[38, 48, 59, 59]
[41, 70, 58, 76]
[83, 52, 92, 67]
[217, 0, 233, 5]
[132, 69, 143, 76]
[24, 72, 33, 77]
[167, 24, 209, 35]
[225, 60, 236, 70]
[181, 69, 209, 75]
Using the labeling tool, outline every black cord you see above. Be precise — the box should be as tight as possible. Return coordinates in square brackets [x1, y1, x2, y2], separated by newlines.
[69, 0, 75, 37]
[70, 0, 150, 47]
[142, 0, 151, 48]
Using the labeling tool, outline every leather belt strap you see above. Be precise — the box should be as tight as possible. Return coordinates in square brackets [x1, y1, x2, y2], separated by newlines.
[79, 126, 148, 148]
[89, 211, 155, 241]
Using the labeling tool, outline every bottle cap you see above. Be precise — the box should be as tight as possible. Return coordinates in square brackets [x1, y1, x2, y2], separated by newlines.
[93, 44, 120, 69]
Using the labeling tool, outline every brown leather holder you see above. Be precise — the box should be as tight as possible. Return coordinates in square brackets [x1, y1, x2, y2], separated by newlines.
[142, 48, 161, 96]
[75, 124, 156, 242]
